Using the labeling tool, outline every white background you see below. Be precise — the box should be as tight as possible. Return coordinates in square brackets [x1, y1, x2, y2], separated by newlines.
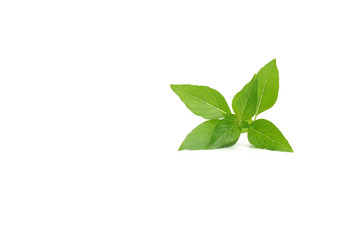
[1, 0, 361, 239]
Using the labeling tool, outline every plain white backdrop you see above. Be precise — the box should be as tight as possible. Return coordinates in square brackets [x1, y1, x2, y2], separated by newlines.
[1, 0, 361, 239]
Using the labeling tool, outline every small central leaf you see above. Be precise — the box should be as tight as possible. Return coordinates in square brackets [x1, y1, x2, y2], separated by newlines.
[208, 115, 242, 149]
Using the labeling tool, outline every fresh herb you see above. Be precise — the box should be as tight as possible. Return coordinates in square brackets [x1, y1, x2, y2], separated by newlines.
[171, 59, 293, 152]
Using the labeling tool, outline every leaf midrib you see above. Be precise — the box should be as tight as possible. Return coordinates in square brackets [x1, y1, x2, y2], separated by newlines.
[174, 86, 228, 115]
[255, 63, 273, 117]
[249, 127, 290, 150]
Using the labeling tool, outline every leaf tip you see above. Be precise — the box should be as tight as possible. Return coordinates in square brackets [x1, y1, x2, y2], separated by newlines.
[170, 84, 180, 94]
[284, 145, 293, 152]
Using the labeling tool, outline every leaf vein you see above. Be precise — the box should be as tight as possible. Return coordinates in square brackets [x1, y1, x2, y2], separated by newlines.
[249, 127, 289, 149]
[174, 86, 227, 115]
[255, 63, 273, 117]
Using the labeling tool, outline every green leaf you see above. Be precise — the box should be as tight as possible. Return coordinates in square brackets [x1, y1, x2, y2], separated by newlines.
[232, 74, 258, 120]
[248, 119, 293, 152]
[170, 84, 231, 119]
[179, 119, 220, 150]
[255, 59, 279, 118]
[208, 115, 242, 149]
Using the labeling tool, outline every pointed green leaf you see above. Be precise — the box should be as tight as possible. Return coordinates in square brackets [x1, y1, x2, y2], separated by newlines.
[232, 74, 258, 120]
[255, 59, 279, 117]
[178, 119, 220, 150]
[208, 115, 241, 149]
[248, 119, 293, 152]
[170, 84, 231, 119]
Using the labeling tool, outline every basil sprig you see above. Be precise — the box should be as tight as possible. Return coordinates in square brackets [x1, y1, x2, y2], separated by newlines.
[171, 59, 293, 152]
